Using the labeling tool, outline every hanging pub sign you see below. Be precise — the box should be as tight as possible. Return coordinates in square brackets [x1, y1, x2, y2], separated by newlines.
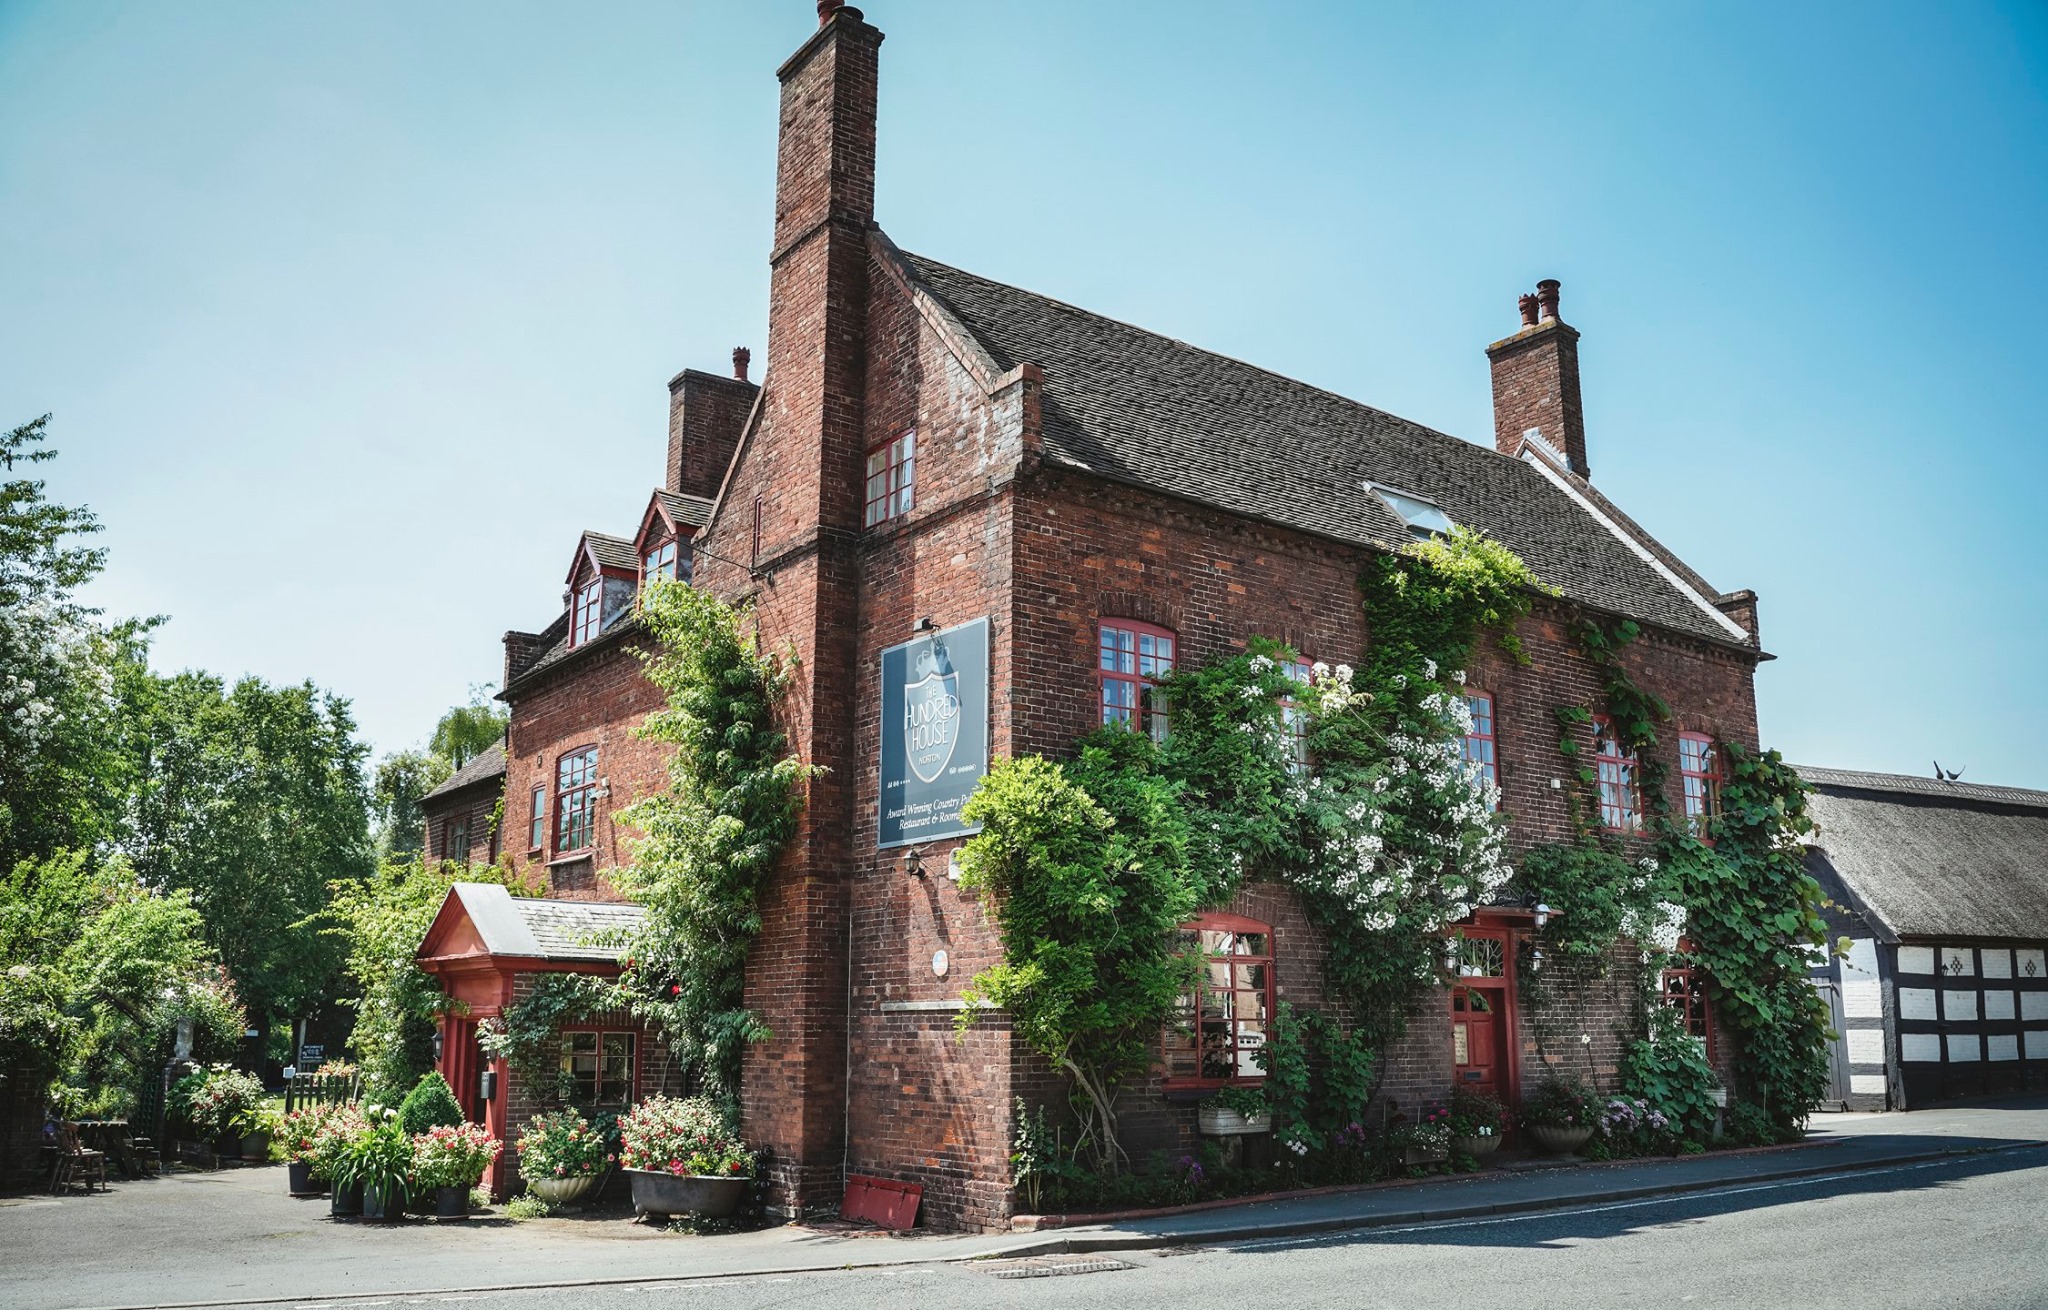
[878, 617, 989, 849]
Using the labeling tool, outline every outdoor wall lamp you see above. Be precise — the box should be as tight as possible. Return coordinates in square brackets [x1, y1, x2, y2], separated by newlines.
[903, 847, 928, 878]
[913, 616, 936, 633]
[1534, 903, 1553, 929]
[431, 1029, 443, 1062]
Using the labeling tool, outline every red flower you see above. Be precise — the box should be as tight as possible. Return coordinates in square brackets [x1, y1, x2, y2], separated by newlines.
[671, 985, 681, 995]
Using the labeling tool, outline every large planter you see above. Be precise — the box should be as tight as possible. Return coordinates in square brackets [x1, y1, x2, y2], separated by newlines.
[1453, 1133, 1502, 1159]
[1527, 1124, 1594, 1156]
[287, 1161, 327, 1196]
[329, 1181, 365, 1218]
[1401, 1145, 1451, 1167]
[626, 1169, 748, 1220]
[528, 1175, 599, 1209]
[1197, 1104, 1270, 1137]
[240, 1131, 272, 1163]
[433, 1185, 472, 1219]
[361, 1182, 405, 1222]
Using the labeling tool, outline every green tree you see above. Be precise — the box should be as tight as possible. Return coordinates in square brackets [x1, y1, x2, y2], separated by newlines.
[429, 688, 507, 769]
[125, 673, 375, 1032]
[373, 750, 452, 860]
[0, 416, 154, 869]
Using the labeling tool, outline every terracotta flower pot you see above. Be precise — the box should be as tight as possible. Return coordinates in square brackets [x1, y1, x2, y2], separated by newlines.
[1527, 1124, 1594, 1155]
[626, 1169, 748, 1219]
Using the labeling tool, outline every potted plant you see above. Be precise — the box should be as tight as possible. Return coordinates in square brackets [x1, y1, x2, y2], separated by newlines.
[1447, 1090, 1508, 1159]
[411, 1122, 501, 1219]
[515, 1108, 612, 1208]
[176, 1064, 266, 1160]
[616, 1095, 754, 1219]
[278, 1105, 332, 1195]
[307, 1104, 369, 1214]
[1522, 1078, 1600, 1155]
[237, 1105, 279, 1163]
[1390, 1102, 1454, 1166]
[335, 1105, 412, 1221]
[1196, 1086, 1271, 1137]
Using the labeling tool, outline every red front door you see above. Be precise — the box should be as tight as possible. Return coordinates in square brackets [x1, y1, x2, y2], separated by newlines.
[1452, 986, 1502, 1100]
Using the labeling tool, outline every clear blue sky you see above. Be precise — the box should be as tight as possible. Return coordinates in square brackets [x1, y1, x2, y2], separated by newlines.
[3, 1, 2044, 786]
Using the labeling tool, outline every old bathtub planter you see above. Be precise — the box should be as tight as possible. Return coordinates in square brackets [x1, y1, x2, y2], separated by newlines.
[1197, 1103, 1270, 1137]
[1527, 1123, 1594, 1155]
[625, 1168, 749, 1219]
[514, 1108, 613, 1211]
[614, 1094, 758, 1220]
[528, 1174, 599, 1208]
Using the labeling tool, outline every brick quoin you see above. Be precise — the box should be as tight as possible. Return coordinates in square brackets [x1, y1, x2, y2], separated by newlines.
[451, 6, 1771, 1231]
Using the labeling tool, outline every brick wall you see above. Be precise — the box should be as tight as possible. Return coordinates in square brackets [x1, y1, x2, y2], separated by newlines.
[420, 777, 506, 867]
[667, 369, 757, 501]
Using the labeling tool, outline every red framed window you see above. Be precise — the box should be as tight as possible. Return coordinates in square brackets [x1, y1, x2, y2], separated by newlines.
[1679, 733, 1723, 841]
[528, 784, 547, 852]
[1593, 716, 1643, 833]
[560, 1030, 636, 1107]
[554, 746, 598, 854]
[1660, 964, 1714, 1059]
[1462, 690, 1499, 799]
[864, 429, 916, 527]
[570, 576, 604, 647]
[1164, 914, 1276, 1087]
[1099, 620, 1175, 741]
[642, 538, 679, 584]
[1281, 658, 1313, 772]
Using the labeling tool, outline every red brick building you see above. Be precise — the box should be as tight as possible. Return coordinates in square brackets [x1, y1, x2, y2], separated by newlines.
[421, 3, 1768, 1229]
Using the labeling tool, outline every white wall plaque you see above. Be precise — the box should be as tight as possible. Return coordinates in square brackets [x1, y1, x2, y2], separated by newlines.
[2022, 992, 2048, 1021]
[1850, 1074, 1887, 1095]
[1842, 979, 1883, 1018]
[1898, 988, 1938, 1020]
[1898, 945, 1936, 975]
[1845, 1028, 1886, 1065]
[1987, 1034, 2020, 1062]
[1943, 990, 1978, 1020]
[2026, 1030, 2048, 1060]
[1845, 937, 1879, 978]
[1982, 950, 2013, 979]
[1946, 1034, 1981, 1062]
[1985, 990, 2016, 1021]
[2017, 949, 2045, 980]
[1901, 1032, 1942, 1062]
[931, 949, 950, 978]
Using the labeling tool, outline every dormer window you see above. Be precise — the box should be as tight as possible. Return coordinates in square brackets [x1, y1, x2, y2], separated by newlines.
[571, 576, 604, 646]
[644, 538, 679, 584]
[1369, 484, 1454, 542]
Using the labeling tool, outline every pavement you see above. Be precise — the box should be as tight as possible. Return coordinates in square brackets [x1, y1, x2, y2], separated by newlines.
[2, 1098, 2043, 1310]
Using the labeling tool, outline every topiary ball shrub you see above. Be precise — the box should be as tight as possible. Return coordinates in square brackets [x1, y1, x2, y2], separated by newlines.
[397, 1071, 464, 1136]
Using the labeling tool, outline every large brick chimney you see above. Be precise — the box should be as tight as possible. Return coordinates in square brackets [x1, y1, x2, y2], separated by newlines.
[695, 1, 883, 1223]
[1486, 278, 1589, 479]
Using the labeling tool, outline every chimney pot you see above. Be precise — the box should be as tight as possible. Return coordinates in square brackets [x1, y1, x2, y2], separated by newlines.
[1536, 278, 1561, 322]
[1518, 294, 1540, 329]
[733, 346, 751, 382]
[817, 0, 844, 25]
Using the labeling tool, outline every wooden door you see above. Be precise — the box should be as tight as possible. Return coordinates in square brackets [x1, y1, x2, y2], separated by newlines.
[1452, 986, 1502, 1099]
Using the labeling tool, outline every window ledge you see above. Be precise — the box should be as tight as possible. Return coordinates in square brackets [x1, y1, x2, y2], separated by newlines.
[545, 851, 595, 868]
[878, 998, 998, 1013]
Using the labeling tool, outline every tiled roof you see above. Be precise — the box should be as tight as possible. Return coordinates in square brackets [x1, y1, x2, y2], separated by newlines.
[436, 884, 643, 963]
[897, 251, 1748, 648]
[1800, 766, 2048, 941]
[583, 531, 640, 573]
[502, 612, 644, 698]
[655, 489, 714, 531]
[421, 740, 506, 802]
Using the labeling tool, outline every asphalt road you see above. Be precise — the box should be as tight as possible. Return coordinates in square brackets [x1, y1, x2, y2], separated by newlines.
[221, 1150, 2048, 1310]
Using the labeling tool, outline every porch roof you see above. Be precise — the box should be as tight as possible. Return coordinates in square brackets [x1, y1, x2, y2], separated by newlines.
[421, 883, 644, 964]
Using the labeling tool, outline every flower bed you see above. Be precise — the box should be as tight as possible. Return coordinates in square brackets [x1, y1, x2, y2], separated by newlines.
[617, 1096, 753, 1179]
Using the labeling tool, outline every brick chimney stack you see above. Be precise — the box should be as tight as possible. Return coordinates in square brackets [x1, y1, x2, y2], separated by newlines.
[733, 346, 751, 382]
[1487, 279, 1589, 479]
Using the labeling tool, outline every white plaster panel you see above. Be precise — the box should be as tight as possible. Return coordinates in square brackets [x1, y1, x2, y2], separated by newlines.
[1943, 990, 1979, 1020]
[1845, 937, 1879, 978]
[1899, 988, 1938, 1020]
[1850, 1074, 1887, 1095]
[2027, 1030, 2048, 1060]
[1947, 1034, 1981, 1062]
[1939, 947, 1975, 977]
[1982, 950, 2013, 979]
[1901, 1033, 1942, 1062]
[1987, 1034, 2020, 1062]
[1985, 991, 2016, 1021]
[2020, 950, 2046, 981]
[1846, 1028, 1886, 1064]
[2023, 992, 2048, 1021]
[1898, 946, 1936, 975]
[1842, 979, 1883, 1018]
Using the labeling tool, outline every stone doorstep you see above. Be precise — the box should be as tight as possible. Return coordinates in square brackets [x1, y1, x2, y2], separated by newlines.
[1009, 1136, 1836, 1231]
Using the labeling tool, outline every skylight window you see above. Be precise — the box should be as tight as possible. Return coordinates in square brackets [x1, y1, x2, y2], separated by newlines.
[1370, 484, 1455, 542]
